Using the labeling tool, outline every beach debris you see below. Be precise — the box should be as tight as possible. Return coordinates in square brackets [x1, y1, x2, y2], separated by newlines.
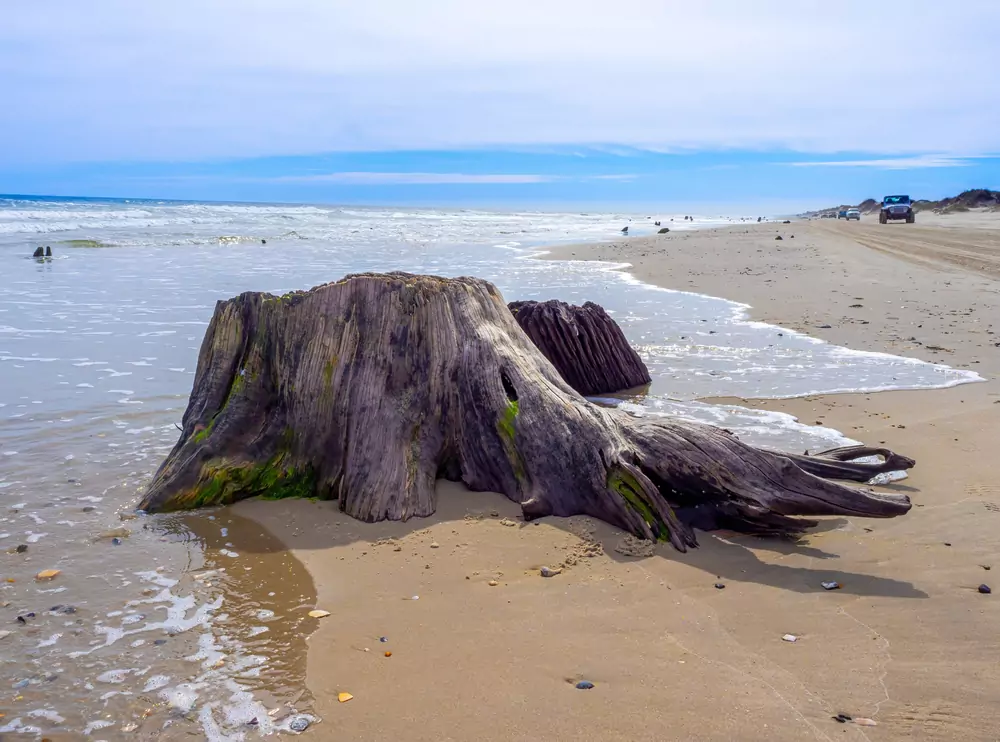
[833, 713, 852, 723]
[575, 681, 595, 690]
[154, 638, 168, 645]
[782, 634, 798, 643]
[308, 609, 331, 618]
[774, 235, 783, 240]
[614, 534, 655, 557]
[384, 651, 392, 657]
[409, 595, 419, 600]
[13, 679, 30, 689]
[499, 518, 518, 527]
[112, 537, 124, 546]
[136, 273, 917, 550]
[96, 527, 130, 542]
[0, 630, 10, 640]
[540, 566, 562, 578]
[49, 605, 77, 615]
[821, 581, 841, 590]
[121, 722, 139, 732]
[854, 718, 878, 727]
[13, 544, 28, 553]
[714, 582, 725, 589]
[379, 636, 388, 642]
[338, 692, 354, 703]
[508, 299, 650, 395]
[288, 716, 311, 732]
[488, 579, 499, 586]
[978, 584, 991, 594]
[430, 542, 439, 549]
[35, 569, 61, 581]
[981, 565, 991, 571]
[657, 227, 670, 234]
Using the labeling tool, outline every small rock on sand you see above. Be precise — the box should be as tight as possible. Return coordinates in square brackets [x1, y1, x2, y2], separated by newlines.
[499, 518, 517, 527]
[0, 630, 11, 640]
[35, 569, 61, 581]
[614, 534, 655, 557]
[430, 542, 439, 549]
[308, 609, 331, 618]
[540, 566, 562, 578]
[978, 584, 991, 594]
[488, 579, 499, 586]
[782, 634, 798, 642]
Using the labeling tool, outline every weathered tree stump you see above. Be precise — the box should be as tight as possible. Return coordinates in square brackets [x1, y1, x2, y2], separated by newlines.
[139, 272, 913, 550]
[508, 299, 650, 395]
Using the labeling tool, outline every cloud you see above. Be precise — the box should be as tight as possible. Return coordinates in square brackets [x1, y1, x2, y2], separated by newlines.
[787, 154, 985, 170]
[273, 172, 558, 184]
[1, 1, 999, 164]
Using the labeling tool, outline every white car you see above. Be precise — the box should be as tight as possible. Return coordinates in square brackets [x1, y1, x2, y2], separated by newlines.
[845, 208, 861, 221]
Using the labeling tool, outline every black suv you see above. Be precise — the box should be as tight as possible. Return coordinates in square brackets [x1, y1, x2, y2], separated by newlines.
[879, 195, 915, 224]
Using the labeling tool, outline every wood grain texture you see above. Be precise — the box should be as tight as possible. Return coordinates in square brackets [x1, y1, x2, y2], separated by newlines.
[139, 272, 913, 550]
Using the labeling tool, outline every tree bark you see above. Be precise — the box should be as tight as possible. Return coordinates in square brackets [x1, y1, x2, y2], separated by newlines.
[508, 299, 651, 395]
[139, 272, 912, 551]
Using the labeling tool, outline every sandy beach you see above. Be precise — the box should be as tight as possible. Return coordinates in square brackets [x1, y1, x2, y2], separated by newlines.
[237, 215, 1000, 741]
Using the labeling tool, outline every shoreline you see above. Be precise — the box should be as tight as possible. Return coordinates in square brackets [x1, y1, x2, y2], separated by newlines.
[238, 216, 1000, 741]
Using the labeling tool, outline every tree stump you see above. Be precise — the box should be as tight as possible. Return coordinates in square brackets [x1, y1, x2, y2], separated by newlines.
[508, 299, 650, 395]
[139, 272, 913, 551]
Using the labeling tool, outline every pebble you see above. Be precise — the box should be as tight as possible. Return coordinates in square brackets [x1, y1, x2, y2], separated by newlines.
[14, 544, 28, 553]
[379, 636, 388, 643]
[978, 584, 991, 594]
[36, 569, 61, 581]
[430, 542, 439, 549]
[288, 716, 310, 732]
[575, 681, 595, 690]
[781, 634, 798, 642]
[854, 718, 878, 727]
[338, 692, 353, 703]
[154, 639, 168, 645]
[308, 609, 331, 618]
[714, 583, 725, 590]
[540, 566, 562, 578]
[13, 679, 29, 689]
[0, 631, 10, 640]
[821, 581, 841, 590]
[488, 580, 499, 587]
[112, 537, 124, 546]
[833, 713, 852, 723]
[499, 518, 517, 527]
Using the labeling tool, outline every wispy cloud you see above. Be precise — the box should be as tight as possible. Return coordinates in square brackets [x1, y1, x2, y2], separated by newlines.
[787, 154, 986, 170]
[3, 1, 998, 164]
[272, 172, 557, 185]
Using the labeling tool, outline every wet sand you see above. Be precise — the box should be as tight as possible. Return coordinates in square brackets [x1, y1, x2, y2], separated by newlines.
[239, 215, 1000, 741]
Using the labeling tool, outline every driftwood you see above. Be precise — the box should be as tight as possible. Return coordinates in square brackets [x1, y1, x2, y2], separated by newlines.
[508, 299, 650, 395]
[139, 273, 913, 551]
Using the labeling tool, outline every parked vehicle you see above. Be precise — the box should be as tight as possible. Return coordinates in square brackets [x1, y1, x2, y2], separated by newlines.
[879, 195, 915, 224]
[845, 208, 861, 221]
[837, 210, 848, 219]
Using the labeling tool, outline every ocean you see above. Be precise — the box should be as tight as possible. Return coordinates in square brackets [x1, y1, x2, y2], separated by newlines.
[0, 195, 981, 738]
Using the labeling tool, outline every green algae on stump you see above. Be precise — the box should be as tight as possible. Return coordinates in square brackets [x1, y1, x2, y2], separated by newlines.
[139, 273, 914, 550]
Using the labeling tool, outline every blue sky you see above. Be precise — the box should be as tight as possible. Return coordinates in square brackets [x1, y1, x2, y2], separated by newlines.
[1, 1, 998, 210]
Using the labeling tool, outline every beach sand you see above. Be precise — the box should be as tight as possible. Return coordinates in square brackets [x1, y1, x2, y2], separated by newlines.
[237, 215, 1000, 741]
